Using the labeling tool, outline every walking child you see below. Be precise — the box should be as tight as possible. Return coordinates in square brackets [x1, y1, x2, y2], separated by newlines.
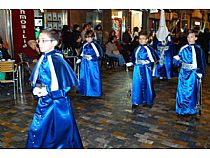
[26, 28, 83, 148]
[173, 29, 206, 116]
[76, 30, 103, 97]
[126, 32, 159, 108]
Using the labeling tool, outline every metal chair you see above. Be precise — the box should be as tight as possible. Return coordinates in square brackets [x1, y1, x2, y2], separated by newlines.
[0, 61, 18, 99]
[18, 53, 31, 87]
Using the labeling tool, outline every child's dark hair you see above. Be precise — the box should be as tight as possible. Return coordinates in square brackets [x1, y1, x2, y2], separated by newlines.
[40, 28, 60, 42]
[84, 30, 95, 38]
[139, 31, 148, 39]
[187, 29, 199, 37]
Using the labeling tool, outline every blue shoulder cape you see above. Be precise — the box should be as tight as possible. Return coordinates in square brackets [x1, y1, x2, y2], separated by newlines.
[29, 49, 78, 90]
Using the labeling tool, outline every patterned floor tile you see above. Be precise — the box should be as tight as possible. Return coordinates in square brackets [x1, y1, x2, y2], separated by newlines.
[1, 66, 210, 148]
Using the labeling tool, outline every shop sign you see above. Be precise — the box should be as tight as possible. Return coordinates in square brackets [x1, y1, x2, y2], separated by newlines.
[12, 9, 35, 61]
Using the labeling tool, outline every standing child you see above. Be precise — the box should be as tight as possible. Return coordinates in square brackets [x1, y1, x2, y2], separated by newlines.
[126, 32, 159, 108]
[173, 29, 206, 116]
[26, 28, 83, 148]
[76, 30, 103, 97]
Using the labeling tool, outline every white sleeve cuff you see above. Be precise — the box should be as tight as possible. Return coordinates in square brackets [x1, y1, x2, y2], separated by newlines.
[173, 55, 180, 61]
[126, 62, 133, 67]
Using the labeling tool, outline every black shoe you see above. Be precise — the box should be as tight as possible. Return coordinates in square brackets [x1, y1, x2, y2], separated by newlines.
[132, 104, 139, 109]
[132, 104, 139, 108]
[148, 105, 153, 108]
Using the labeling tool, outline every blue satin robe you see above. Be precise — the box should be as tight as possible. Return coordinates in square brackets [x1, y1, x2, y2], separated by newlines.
[131, 45, 159, 106]
[153, 40, 174, 79]
[26, 49, 83, 149]
[174, 44, 206, 115]
[77, 41, 103, 97]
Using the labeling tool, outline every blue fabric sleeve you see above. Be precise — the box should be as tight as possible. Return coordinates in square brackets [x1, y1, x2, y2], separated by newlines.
[173, 58, 181, 67]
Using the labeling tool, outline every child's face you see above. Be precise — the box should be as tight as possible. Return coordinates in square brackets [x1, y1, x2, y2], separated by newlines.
[139, 35, 148, 45]
[187, 33, 197, 44]
[38, 33, 57, 53]
[85, 36, 93, 43]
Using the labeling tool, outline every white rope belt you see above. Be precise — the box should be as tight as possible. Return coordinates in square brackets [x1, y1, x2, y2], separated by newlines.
[135, 60, 149, 65]
[181, 63, 194, 70]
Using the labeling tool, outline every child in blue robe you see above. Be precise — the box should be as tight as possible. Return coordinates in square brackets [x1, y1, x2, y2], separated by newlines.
[173, 29, 206, 116]
[26, 28, 83, 149]
[76, 30, 103, 97]
[126, 32, 159, 107]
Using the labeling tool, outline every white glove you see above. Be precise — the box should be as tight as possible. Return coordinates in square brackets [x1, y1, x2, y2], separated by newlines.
[144, 60, 150, 64]
[173, 55, 180, 61]
[33, 86, 48, 97]
[167, 36, 171, 42]
[197, 73, 202, 79]
[76, 59, 81, 64]
[33, 87, 40, 96]
[87, 56, 92, 60]
[85, 55, 92, 60]
[126, 62, 133, 67]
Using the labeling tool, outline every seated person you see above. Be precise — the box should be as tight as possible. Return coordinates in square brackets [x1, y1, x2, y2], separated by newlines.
[22, 40, 41, 73]
[0, 40, 12, 82]
[105, 36, 125, 66]
[0, 35, 9, 49]
[0, 40, 11, 60]
[72, 34, 82, 57]
[27, 39, 40, 62]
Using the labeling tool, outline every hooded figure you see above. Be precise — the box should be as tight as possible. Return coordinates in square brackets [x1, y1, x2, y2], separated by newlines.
[153, 9, 175, 80]
[156, 9, 169, 42]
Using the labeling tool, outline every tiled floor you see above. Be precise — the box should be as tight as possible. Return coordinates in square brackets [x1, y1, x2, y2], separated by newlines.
[0, 65, 210, 149]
